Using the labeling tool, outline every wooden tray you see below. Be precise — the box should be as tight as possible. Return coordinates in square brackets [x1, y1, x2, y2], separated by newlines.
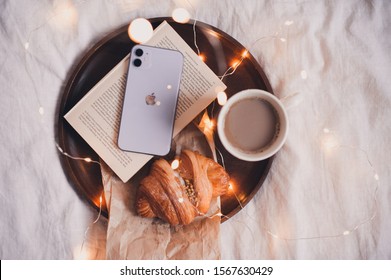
[57, 17, 274, 222]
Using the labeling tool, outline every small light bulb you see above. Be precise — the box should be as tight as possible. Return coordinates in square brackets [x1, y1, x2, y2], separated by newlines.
[128, 18, 153, 43]
[178, 197, 184, 203]
[171, 159, 180, 170]
[374, 174, 379, 181]
[172, 8, 191, 23]
[204, 118, 214, 131]
[241, 50, 248, 58]
[167, 84, 172, 90]
[217, 91, 227, 106]
[84, 157, 92, 163]
[343, 230, 350, 236]
[99, 196, 103, 204]
[231, 60, 240, 68]
[198, 54, 206, 61]
[24, 42, 29, 50]
[38, 106, 44, 115]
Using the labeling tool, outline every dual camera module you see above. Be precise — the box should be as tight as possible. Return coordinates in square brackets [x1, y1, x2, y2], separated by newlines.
[133, 48, 144, 67]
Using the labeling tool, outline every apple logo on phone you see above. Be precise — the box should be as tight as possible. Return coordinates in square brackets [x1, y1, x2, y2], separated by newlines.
[145, 92, 160, 106]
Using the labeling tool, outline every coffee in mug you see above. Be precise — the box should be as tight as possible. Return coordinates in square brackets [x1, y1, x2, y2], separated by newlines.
[224, 97, 279, 153]
[217, 89, 288, 161]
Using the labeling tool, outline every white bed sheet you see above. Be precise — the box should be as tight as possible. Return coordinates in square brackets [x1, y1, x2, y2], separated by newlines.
[0, 0, 390, 259]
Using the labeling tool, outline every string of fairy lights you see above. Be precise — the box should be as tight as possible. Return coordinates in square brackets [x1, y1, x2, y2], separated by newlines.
[22, 0, 381, 257]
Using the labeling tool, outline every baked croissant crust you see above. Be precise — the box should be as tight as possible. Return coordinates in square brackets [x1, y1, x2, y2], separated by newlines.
[136, 150, 230, 225]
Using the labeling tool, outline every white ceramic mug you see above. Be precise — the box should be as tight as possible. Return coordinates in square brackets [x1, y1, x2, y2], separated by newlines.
[217, 89, 289, 161]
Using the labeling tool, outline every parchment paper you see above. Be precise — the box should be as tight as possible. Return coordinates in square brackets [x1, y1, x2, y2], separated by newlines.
[101, 124, 221, 259]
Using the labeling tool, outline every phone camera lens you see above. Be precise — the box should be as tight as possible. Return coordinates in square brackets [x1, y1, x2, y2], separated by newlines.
[133, 58, 142, 67]
[135, 48, 143, 57]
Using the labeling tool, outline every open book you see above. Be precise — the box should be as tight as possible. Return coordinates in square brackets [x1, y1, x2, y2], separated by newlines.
[65, 21, 226, 182]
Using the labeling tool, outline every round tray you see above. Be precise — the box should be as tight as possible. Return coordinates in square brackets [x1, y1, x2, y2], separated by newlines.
[58, 17, 274, 222]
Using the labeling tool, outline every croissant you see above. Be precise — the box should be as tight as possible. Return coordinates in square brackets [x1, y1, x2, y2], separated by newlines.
[136, 150, 230, 225]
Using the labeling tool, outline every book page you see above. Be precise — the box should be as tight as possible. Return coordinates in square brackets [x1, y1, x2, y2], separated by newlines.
[65, 21, 226, 182]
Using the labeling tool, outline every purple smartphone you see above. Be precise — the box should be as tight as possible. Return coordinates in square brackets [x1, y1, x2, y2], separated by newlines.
[118, 45, 183, 156]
